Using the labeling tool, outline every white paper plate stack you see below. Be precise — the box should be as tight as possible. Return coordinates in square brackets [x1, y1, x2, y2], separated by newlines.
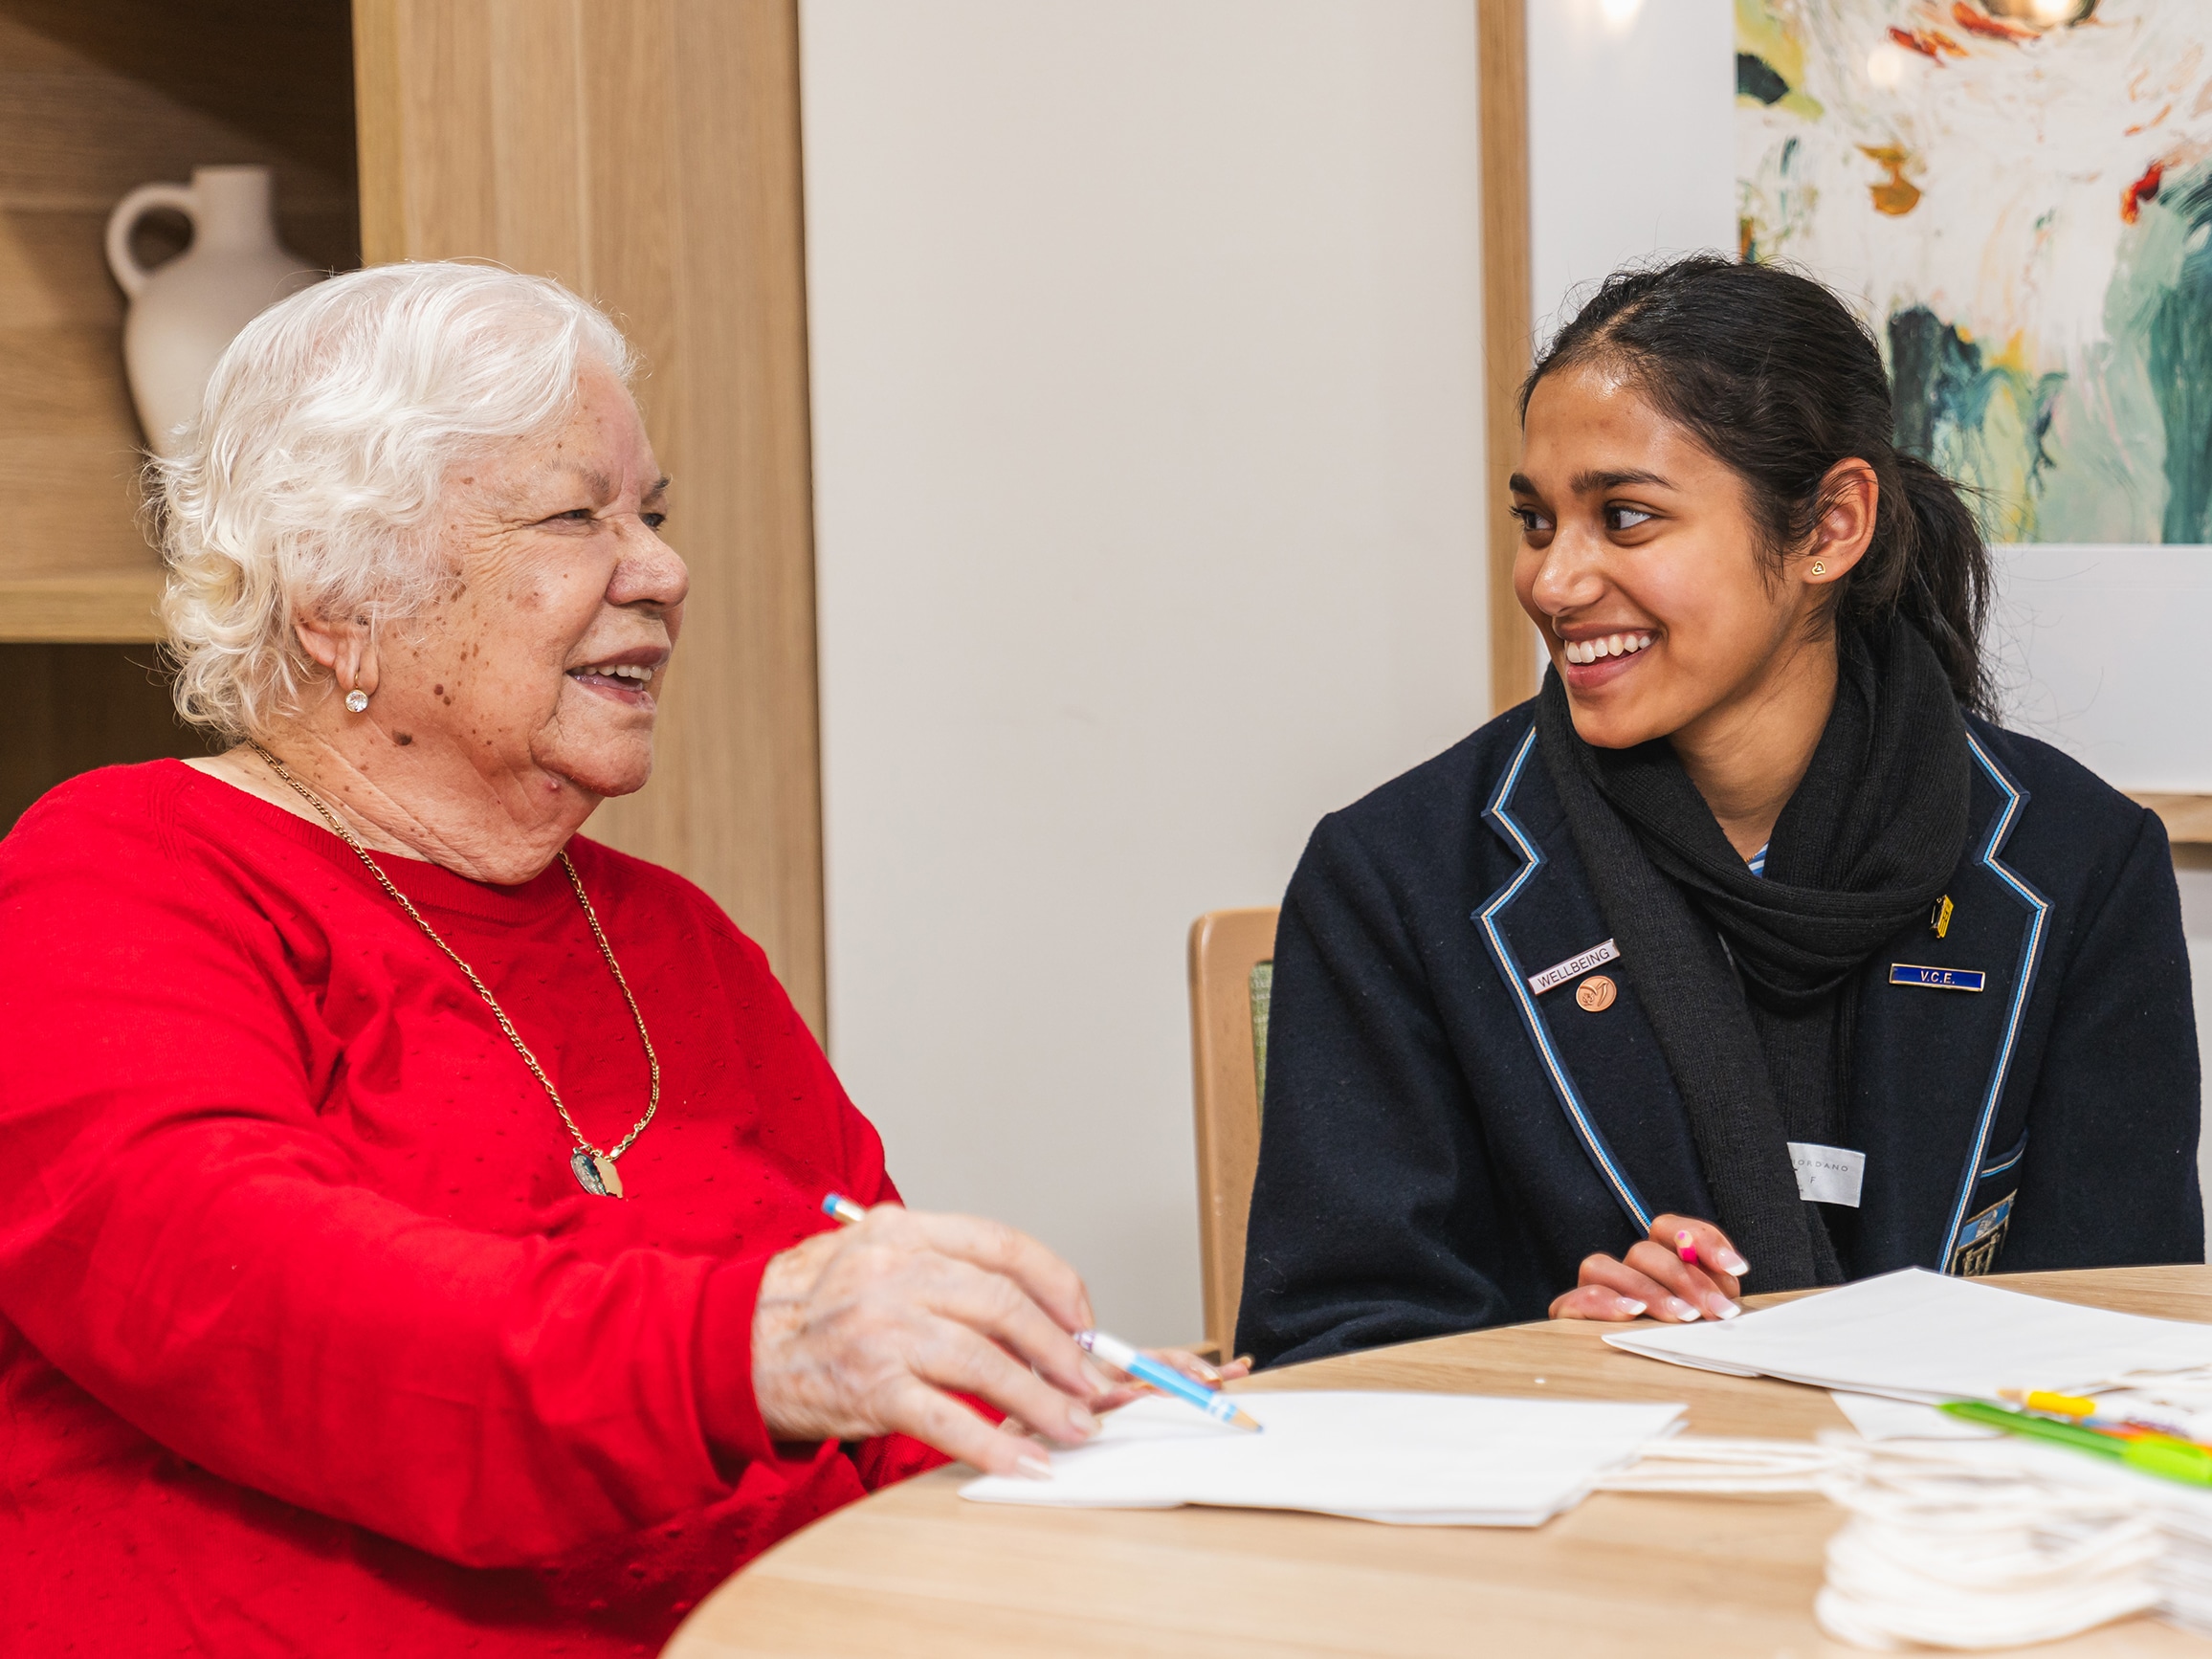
[1813, 1436, 2165, 1650]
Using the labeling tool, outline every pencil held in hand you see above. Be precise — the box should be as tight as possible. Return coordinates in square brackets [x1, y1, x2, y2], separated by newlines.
[1077, 1330, 1263, 1432]
[815, 1194, 1252, 1434]
[821, 1191, 869, 1226]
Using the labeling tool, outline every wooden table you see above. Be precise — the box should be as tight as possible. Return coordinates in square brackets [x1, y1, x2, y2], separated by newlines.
[667, 1266, 2212, 1658]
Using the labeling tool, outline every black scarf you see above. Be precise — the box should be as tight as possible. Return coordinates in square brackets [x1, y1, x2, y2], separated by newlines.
[1535, 617, 1970, 1289]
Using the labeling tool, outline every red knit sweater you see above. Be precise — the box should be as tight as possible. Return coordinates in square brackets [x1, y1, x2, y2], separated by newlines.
[0, 762, 942, 1655]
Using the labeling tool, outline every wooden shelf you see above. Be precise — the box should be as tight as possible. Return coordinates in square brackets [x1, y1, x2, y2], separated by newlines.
[0, 0, 356, 639]
[0, 565, 164, 642]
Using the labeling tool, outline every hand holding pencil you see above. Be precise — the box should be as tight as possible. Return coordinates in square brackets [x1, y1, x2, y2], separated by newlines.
[1546, 1211, 1749, 1325]
[755, 1194, 1251, 1480]
[819, 1194, 1250, 1415]
[751, 1196, 1111, 1478]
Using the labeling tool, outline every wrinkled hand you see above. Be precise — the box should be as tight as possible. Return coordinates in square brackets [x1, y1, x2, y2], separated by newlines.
[750, 1206, 1240, 1477]
[752, 1206, 1103, 1475]
[1547, 1213, 1749, 1324]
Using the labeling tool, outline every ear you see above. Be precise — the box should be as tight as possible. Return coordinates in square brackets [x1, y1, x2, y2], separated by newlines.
[1803, 458, 1879, 586]
[294, 607, 381, 699]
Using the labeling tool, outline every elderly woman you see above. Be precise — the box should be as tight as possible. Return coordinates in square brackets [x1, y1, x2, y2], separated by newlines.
[0, 263, 1211, 1655]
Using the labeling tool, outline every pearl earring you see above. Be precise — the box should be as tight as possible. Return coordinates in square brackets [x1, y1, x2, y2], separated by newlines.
[1811, 561, 1826, 577]
[344, 689, 370, 714]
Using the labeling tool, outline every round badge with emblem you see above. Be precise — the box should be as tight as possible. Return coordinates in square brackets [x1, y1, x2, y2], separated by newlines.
[1575, 975, 1617, 1012]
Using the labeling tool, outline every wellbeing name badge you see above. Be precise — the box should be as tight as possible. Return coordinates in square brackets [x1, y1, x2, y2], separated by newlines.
[1527, 939, 1620, 996]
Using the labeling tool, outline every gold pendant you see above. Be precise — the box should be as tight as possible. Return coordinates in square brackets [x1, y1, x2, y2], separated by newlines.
[570, 1147, 626, 1198]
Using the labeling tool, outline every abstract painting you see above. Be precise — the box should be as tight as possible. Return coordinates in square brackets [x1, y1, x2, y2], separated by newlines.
[1738, 1, 2212, 543]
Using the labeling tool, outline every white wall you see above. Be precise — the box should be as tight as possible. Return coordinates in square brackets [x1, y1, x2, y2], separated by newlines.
[1525, 0, 1736, 340]
[2182, 869, 2212, 1209]
[799, 1, 1490, 1340]
[1989, 547, 2212, 791]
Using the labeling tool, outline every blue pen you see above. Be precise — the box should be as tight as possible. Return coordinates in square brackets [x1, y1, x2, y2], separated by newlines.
[820, 1194, 1261, 1433]
[1076, 1329, 1262, 1432]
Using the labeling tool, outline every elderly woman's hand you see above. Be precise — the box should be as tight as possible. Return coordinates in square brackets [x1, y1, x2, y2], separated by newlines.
[752, 1206, 1117, 1476]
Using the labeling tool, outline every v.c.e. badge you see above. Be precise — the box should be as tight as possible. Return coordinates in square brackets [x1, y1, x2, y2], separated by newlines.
[1891, 963, 1986, 993]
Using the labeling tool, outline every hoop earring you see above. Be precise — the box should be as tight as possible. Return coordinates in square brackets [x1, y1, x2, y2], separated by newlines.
[1810, 561, 1827, 577]
[344, 689, 370, 714]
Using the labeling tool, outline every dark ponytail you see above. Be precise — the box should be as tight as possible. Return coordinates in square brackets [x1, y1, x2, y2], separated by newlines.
[1521, 255, 1994, 714]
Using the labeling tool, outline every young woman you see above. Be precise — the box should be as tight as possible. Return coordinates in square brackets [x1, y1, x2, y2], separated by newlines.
[1237, 255, 2201, 1368]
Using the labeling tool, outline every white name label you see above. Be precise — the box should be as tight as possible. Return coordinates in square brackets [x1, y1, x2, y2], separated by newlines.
[1787, 1142, 1866, 1208]
[1528, 938, 1621, 995]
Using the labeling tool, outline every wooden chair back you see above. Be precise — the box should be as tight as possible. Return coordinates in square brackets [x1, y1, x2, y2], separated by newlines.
[1186, 906, 1279, 1360]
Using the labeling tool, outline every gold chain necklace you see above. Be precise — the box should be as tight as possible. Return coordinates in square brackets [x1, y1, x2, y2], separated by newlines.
[249, 741, 659, 1199]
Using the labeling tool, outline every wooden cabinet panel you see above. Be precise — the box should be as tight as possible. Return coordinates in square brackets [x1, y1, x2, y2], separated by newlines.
[0, 643, 204, 833]
[1478, 0, 1536, 716]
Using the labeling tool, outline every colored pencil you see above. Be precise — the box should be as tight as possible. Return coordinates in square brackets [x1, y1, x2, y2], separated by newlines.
[1077, 1329, 1263, 1432]
[821, 1191, 869, 1226]
[1940, 1401, 2212, 1486]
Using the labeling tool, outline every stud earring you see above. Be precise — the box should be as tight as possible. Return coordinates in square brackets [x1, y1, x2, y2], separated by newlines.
[1811, 561, 1827, 577]
[344, 689, 370, 714]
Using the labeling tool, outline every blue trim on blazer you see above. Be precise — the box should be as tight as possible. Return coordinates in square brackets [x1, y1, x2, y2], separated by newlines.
[1976, 1134, 2027, 1180]
[1938, 732, 2051, 1269]
[1472, 728, 1654, 1232]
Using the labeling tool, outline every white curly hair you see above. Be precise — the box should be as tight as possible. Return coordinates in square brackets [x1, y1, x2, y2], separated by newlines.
[155, 261, 637, 739]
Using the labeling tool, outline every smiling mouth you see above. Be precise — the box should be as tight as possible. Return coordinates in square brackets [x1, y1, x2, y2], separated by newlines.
[567, 661, 660, 701]
[1560, 630, 1653, 665]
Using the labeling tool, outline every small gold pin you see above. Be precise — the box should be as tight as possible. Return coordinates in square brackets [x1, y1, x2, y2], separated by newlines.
[1576, 975, 1617, 1012]
[1931, 895, 1954, 940]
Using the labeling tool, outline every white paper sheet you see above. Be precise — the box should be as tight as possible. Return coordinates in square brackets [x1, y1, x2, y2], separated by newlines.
[1829, 1390, 2001, 1442]
[1606, 1269, 2212, 1404]
[961, 1390, 1686, 1526]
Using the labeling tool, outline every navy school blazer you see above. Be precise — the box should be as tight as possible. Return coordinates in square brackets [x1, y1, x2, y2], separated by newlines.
[1236, 703, 2203, 1369]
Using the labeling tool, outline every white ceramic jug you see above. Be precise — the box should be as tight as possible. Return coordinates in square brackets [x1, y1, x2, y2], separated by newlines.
[104, 166, 322, 457]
